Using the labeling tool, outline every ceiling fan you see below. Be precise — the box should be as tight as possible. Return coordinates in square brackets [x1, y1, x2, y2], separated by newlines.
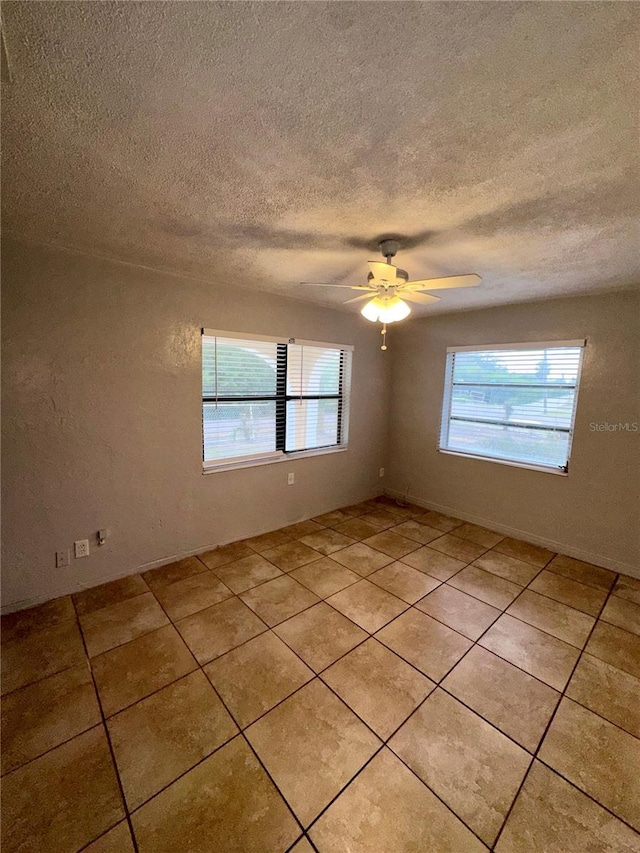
[301, 239, 481, 350]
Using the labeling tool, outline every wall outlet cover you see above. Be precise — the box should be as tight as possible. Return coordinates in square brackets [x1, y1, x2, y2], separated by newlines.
[56, 550, 70, 568]
[74, 539, 90, 559]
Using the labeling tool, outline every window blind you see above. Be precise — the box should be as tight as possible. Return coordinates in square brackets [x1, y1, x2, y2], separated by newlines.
[439, 341, 585, 472]
[286, 343, 346, 452]
[202, 332, 351, 468]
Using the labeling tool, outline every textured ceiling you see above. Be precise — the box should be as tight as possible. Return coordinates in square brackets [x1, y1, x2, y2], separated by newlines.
[2, 1, 639, 315]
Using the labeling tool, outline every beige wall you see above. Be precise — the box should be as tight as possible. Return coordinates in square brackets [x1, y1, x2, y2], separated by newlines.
[1, 239, 389, 611]
[386, 291, 640, 577]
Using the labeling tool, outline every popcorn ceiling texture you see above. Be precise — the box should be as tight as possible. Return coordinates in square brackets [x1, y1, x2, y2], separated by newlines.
[2, 1, 639, 314]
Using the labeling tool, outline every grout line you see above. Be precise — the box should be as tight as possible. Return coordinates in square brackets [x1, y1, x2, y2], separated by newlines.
[489, 571, 622, 850]
[70, 597, 142, 853]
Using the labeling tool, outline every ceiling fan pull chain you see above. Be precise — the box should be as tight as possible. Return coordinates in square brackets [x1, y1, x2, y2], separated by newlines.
[381, 324, 388, 351]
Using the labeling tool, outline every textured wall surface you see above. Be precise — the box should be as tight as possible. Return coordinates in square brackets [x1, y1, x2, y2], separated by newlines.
[2, 1, 639, 315]
[1, 238, 389, 611]
[385, 291, 640, 575]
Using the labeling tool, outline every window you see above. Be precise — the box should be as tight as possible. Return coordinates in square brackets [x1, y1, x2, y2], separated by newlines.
[202, 330, 351, 470]
[439, 340, 585, 473]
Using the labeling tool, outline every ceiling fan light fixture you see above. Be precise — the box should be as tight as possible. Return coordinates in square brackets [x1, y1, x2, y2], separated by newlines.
[361, 295, 411, 323]
[360, 296, 384, 322]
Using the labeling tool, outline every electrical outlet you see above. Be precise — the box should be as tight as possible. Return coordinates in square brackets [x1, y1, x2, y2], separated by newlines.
[74, 539, 90, 559]
[379, 467, 385, 478]
[56, 549, 70, 568]
[287, 472, 295, 485]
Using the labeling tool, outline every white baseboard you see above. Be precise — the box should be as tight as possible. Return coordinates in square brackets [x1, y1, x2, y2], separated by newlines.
[1, 493, 385, 615]
[384, 488, 639, 579]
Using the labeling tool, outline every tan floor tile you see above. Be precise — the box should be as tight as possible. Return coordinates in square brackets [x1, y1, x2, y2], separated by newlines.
[108, 670, 237, 810]
[92, 624, 197, 717]
[290, 557, 360, 598]
[245, 530, 294, 553]
[131, 736, 299, 853]
[429, 534, 487, 563]
[454, 522, 504, 548]
[443, 646, 560, 752]
[321, 639, 434, 738]
[246, 679, 381, 826]
[539, 697, 640, 831]
[368, 561, 440, 604]
[1, 663, 101, 775]
[240, 575, 319, 626]
[332, 517, 381, 541]
[585, 620, 640, 679]
[83, 820, 134, 853]
[1, 726, 124, 853]
[567, 653, 640, 739]
[143, 556, 207, 591]
[473, 551, 540, 586]
[1, 620, 86, 695]
[448, 565, 521, 609]
[494, 537, 555, 568]
[376, 609, 472, 681]
[601, 595, 640, 637]
[1, 595, 76, 644]
[274, 602, 367, 672]
[359, 509, 400, 529]
[198, 540, 254, 570]
[312, 510, 351, 527]
[176, 597, 266, 664]
[261, 540, 323, 572]
[548, 554, 616, 591]
[613, 574, 640, 605]
[415, 584, 500, 640]
[153, 570, 233, 621]
[281, 519, 326, 538]
[73, 575, 149, 617]
[310, 748, 487, 853]
[326, 579, 407, 633]
[496, 760, 640, 853]
[79, 592, 169, 657]
[299, 528, 357, 556]
[389, 519, 442, 545]
[329, 542, 394, 576]
[362, 530, 421, 560]
[480, 614, 580, 690]
[414, 510, 463, 532]
[212, 552, 284, 593]
[84, 821, 135, 852]
[205, 632, 313, 727]
[390, 689, 529, 845]
[400, 546, 466, 581]
[529, 570, 607, 616]
[507, 589, 595, 647]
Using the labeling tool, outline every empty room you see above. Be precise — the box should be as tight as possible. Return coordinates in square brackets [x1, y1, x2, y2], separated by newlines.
[1, 2, 639, 851]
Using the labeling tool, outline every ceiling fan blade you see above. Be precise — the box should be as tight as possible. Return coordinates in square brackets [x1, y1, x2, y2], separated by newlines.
[404, 274, 482, 291]
[300, 282, 372, 290]
[344, 293, 373, 304]
[400, 292, 441, 304]
[367, 261, 398, 283]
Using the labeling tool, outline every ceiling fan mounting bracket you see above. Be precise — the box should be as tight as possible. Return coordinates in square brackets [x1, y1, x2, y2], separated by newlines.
[378, 238, 400, 259]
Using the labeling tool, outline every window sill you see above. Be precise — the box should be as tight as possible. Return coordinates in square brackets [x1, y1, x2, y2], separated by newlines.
[203, 445, 348, 474]
[438, 448, 568, 476]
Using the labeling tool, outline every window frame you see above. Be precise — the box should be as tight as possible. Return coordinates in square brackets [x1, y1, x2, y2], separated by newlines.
[438, 339, 586, 476]
[201, 329, 352, 472]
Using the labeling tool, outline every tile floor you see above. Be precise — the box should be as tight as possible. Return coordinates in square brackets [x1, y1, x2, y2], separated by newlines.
[2, 496, 640, 852]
